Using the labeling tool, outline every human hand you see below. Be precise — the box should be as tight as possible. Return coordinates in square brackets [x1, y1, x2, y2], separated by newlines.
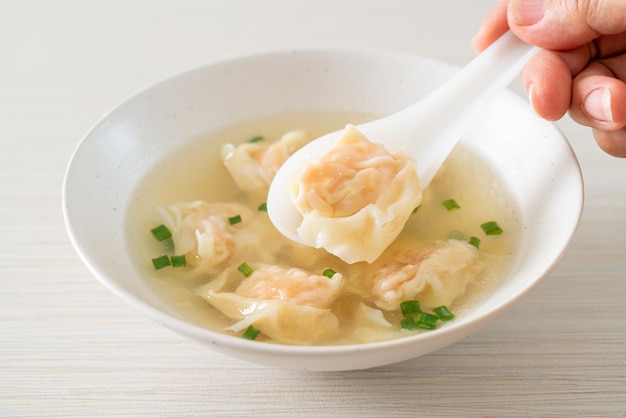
[473, 0, 626, 157]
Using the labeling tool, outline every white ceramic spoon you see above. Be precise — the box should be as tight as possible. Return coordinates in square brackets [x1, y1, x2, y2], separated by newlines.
[267, 31, 539, 245]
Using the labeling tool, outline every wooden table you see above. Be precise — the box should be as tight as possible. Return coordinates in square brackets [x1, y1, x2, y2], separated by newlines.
[2, 1, 624, 415]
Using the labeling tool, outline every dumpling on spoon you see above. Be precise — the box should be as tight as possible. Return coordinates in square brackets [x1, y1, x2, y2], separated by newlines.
[292, 124, 422, 264]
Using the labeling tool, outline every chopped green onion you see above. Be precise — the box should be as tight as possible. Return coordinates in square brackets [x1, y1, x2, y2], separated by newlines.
[150, 224, 172, 241]
[248, 135, 265, 143]
[417, 313, 441, 329]
[481, 221, 503, 235]
[401, 312, 439, 330]
[442, 198, 460, 211]
[468, 236, 481, 249]
[412, 205, 421, 214]
[322, 268, 337, 278]
[237, 262, 254, 277]
[433, 306, 455, 321]
[151, 255, 171, 270]
[171, 254, 187, 267]
[400, 300, 422, 316]
[228, 214, 242, 225]
[257, 202, 267, 212]
[242, 325, 261, 340]
[400, 316, 417, 330]
[448, 230, 466, 241]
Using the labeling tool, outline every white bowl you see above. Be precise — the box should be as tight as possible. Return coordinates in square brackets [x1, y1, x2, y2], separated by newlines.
[63, 50, 583, 371]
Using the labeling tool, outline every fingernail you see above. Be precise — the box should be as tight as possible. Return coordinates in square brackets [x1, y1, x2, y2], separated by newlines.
[510, 0, 545, 26]
[471, 35, 480, 54]
[527, 83, 544, 119]
[584, 88, 613, 123]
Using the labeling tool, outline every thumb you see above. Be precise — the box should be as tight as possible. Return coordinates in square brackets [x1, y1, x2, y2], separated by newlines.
[508, 0, 626, 50]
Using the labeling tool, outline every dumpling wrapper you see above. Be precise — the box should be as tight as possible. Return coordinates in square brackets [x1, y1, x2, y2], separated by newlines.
[197, 264, 344, 345]
[292, 124, 422, 264]
[371, 239, 482, 311]
[221, 130, 311, 197]
[157, 201, 254, 273]
[201, 292, 341, 345]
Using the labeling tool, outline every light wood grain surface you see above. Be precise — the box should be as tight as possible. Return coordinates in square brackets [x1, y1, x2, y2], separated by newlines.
[2, 1, 625, 416]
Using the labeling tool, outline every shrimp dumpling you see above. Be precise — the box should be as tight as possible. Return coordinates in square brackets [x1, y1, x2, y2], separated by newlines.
[370, 239, 482, 311]
[235, 264, 343, 308]
[221, 130, 311, 196]
[158, 201, 254, 272]
[293, 124, 422, 264]
[198, 264, 343, 344]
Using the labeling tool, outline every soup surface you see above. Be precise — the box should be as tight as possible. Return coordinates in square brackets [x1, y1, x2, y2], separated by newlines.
[126, 112, 521, 345]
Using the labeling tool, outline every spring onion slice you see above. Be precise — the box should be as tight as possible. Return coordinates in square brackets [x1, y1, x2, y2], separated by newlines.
[242, 325, 261, 340]
[433, 306, 455, 321]
[150, 224, 172, 241]
[400, 312, 440, 330]
[228, 214, 242, 225]
[248, 135, 265, 143]
[400, 300, 422, 316]
[412, 205, 421, 214]
[442, 198, 460, 211]
[468, 236, 481, 249]
[257, 202, 267, 212]
[237, 262, 254, 277]
[416, 312, 439, 329]
[399, 316, 418, 330]
[322, 268, 336, 278]
[481, 221, 503, 235]
[448, 230, 466, 241]
[171, 254, 186, 267]
[151, 255, 171, 270]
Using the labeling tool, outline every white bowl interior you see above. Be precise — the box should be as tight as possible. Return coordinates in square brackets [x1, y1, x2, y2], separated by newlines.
[63, 50, 583, 371]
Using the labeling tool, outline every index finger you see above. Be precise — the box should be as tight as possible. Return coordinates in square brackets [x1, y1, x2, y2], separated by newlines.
[473, 0, 510, 52]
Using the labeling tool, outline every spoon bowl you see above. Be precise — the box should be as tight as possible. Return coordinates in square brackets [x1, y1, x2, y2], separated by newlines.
[268, 32, 539, 245]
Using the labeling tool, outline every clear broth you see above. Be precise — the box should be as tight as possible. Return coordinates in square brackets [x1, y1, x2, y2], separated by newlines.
[126, 111, 521, 344]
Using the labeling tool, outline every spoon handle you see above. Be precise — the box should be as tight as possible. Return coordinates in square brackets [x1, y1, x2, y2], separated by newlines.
[267, 32, 538, 244]
[366, 31, 539, 186]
